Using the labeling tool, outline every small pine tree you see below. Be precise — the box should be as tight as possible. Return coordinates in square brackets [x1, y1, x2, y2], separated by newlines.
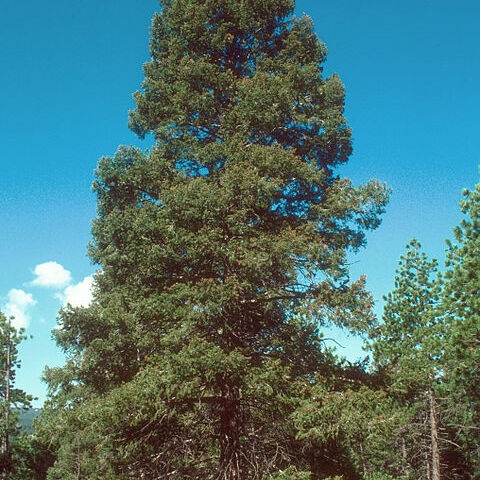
[368, 240, 444, 480]
[0, 312, 32, 480]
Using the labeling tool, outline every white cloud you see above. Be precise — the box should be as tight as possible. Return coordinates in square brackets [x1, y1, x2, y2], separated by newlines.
[58, 276, 94, 308]
[32, 262, 72, 288]
[31, 261, 72, 288]
[4, 289, 36, 330]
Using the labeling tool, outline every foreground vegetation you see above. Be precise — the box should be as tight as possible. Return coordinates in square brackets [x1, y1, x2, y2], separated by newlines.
[1, 1, 478, 478]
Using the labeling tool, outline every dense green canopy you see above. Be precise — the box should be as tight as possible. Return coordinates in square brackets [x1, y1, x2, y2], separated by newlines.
[41, 1, 389, 479]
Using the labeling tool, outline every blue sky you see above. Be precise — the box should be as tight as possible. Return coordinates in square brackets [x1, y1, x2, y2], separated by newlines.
[1, 1, 479, 406]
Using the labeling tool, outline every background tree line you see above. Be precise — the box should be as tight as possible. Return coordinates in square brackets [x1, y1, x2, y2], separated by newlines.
[1, 0, 478, 478]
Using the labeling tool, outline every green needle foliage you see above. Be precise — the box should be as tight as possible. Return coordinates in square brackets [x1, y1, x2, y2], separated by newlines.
[293, 361, 401, 480]
[42, 1, 388, 479]
[371, 240, 443, 395]
[0, 312, 33, 480]
[442, 183, 480, 478]
[368, 240, 444, 480]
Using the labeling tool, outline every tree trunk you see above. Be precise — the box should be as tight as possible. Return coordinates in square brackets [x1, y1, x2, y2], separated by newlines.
[219, 383, 241, 480]
[429, 385, 441, 480]
[308, 446, 319, 480]
[76, 435, 82, 480]
[359, 443, 368, 478]
[401, 437, 410, 478]
[425, 447, 432, 480]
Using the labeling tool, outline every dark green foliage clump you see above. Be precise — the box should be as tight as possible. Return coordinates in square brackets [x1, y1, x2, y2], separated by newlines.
[0, 312, 35, 479]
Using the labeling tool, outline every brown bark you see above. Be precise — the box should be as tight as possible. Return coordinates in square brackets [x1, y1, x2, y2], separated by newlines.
[308, 448, 319, 480]
[359, 443, 368, 478]
[76, 436, 82, 480]
[429, 386, 441, 480]
[219, 383, 241, 480]
[401, 437, 410, 478]
[425, 447, 432, 480]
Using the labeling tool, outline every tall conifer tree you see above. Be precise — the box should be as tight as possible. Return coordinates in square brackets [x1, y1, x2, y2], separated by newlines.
[368, 240, 444, 480]
[44, 1, 388, 478]
[442, 184, 480, 477]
